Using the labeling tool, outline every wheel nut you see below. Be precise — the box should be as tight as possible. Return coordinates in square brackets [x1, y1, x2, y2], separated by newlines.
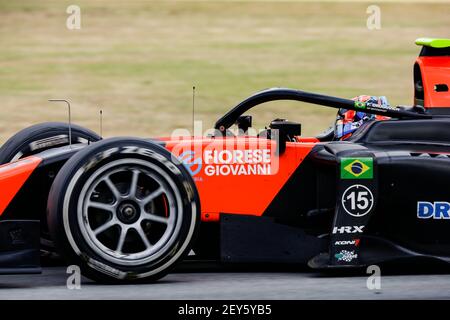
[124, 207, 134, 216]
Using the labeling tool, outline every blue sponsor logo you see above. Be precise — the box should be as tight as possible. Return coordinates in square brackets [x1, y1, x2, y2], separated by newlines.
[178, 150, 202, 176]
[417, 201, 450, 219]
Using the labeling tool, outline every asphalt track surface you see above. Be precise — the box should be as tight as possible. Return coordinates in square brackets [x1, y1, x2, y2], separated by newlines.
[0, 262, 449, 300]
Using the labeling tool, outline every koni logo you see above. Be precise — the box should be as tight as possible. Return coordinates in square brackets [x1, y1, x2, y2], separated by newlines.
[335, 239, 361, 246]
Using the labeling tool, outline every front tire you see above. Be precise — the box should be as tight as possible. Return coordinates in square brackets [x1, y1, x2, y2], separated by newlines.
[0, 122, 101, 163]
[47, 138, 200, 283]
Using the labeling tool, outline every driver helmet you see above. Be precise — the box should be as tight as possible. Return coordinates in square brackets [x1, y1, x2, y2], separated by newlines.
[334, 95, 390, 140]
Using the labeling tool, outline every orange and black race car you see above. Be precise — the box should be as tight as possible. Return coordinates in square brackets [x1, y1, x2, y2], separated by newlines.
[0, 38, 449, 282]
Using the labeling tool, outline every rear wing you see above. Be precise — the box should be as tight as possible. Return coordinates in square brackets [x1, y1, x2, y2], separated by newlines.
[414, 38, 450, 110]
[416, 38, 450, 57]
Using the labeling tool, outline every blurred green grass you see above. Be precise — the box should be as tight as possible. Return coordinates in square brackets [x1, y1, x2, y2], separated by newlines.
[0, 1, 449, 141]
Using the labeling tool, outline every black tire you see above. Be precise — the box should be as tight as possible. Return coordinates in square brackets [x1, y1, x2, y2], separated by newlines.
[0, 122, 101, 256]
[47, 137, 200, 283]
[0, 122, 101, 163]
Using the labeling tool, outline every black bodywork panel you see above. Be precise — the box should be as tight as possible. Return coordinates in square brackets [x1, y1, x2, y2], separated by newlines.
[0, 220, 40, 274]
[221, 214, 327, 264]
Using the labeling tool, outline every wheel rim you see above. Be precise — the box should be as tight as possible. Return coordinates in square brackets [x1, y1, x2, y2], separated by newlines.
[77, 159, 183, 266]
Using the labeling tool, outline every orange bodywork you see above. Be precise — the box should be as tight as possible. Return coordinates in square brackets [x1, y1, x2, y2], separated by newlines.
[416, 56, 450, 108]
[0, 156, 41, 217]
[165, 136, 316, 221]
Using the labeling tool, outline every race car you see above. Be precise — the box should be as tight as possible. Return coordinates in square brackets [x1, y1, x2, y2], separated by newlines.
[0, 38, 449, 282]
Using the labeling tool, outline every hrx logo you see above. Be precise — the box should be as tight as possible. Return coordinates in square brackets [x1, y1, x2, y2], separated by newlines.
[417, 202, 450, 219]
[333, 226, 365, 234]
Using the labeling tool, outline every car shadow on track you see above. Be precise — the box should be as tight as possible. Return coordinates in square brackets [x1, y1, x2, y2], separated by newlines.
[175, 258, 450, 277]
[37, 256, 450, 286]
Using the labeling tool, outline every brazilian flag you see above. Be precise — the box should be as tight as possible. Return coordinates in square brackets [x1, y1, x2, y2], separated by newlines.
[340, 158, 373, 179]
